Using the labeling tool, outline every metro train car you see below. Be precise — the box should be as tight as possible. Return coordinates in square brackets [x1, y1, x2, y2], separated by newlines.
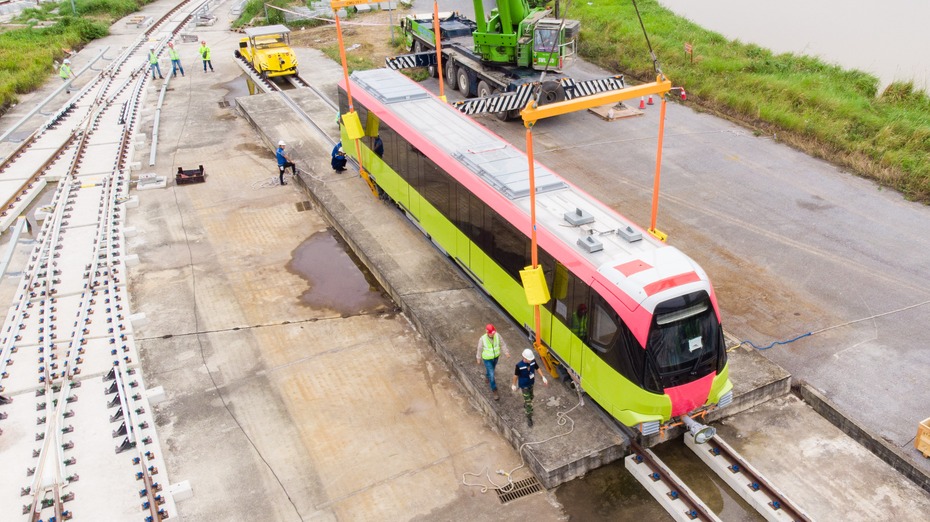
[338, 69, 733, 435]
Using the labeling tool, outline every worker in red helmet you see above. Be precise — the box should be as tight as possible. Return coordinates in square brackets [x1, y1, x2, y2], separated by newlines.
[199, 40, 213, 72]
[476, 323, 510, 401]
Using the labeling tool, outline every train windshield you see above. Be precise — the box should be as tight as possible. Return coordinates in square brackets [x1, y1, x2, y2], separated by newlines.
[646, 293, 722, 379]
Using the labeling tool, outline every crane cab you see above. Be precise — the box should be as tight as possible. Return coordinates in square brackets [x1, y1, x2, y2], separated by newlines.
[236, 24, 298, 78]
[531, 18, 579, 71]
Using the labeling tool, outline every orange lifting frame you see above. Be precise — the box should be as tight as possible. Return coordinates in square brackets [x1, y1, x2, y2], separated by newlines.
[330, 0, 448, 199]
[520, 75, 674, 376]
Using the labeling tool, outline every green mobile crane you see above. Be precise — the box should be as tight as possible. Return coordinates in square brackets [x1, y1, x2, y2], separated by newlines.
[471, 0, 577, 70]
[392, 1, 624, 119]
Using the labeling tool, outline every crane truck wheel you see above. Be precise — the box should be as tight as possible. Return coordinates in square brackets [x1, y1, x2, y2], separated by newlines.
[538, 81, 566, 104]
[456, 68, 472, 96]
[477, 81, 492, 99]
[413, 40, 423, 53]
[445, 61, 456, 86]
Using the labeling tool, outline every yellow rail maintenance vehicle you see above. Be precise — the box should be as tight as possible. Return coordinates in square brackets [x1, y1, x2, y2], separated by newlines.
[235, 24, 298, 78]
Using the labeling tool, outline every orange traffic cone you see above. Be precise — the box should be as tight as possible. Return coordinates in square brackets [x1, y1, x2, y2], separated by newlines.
[647, 95, 654, 105]
[680, 88, 687, 101]
[638, 97, 646, 109]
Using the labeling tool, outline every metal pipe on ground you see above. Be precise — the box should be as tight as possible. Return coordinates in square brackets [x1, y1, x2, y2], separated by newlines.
[148, 73, 173, 166]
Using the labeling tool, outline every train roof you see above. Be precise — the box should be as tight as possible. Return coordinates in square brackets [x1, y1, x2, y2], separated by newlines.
[349, 69, 709, 311]
[244, 24, 290, 38]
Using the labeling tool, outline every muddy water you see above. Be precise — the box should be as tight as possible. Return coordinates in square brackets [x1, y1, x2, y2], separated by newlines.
[556, 438, 761, 520]
[286, 228, 393, 316]
[223, 74, 253, 105]
[659, 0, 930, 92]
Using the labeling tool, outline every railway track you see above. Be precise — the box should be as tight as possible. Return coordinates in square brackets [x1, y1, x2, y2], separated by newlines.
[626, 432, 813, 521]
[0, 1, 213, 519]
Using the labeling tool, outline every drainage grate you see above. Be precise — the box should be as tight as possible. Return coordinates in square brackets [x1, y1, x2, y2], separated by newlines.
[295, 201, 313, 212]
[495, 476, 542, 504]
[218, 100, 230, 108]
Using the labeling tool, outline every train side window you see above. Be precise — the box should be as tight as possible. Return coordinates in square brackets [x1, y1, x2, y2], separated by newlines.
[403, 143, 421, 189]
[589, 301, 618, 353]
[538, 248, 556, 297]
[466, 195, 492, 251]
[491, 213, 524, 278]
[421, 159, 450, 216]
[381, 125, 397, 166]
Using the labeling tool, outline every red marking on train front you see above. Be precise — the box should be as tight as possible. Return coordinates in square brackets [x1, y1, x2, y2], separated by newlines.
[643, 271, 700, 296]
[667, 373, 715, 417]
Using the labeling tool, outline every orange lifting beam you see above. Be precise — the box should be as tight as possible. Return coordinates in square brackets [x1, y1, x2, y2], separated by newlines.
[520, 75, 672, 127]
[521, 75, 675, 378]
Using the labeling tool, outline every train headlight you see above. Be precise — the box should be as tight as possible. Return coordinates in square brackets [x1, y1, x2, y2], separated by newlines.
[681, 414, 716, 444]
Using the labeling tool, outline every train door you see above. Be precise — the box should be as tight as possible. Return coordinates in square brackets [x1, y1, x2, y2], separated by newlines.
[404, 145, 421, 219]
[465, 192, 486, 284]
[548, 262, 589, 374]
[454, 186, 471, 268]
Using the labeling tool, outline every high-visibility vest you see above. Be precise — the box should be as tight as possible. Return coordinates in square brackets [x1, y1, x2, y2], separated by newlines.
[571, 312, 588, 337]
[481, 334, 501, 360]
[168, 48, 180, 61]
[199, 45, 211, 60]
[149, 51, 158, 65]
[59, 64, 72, 79]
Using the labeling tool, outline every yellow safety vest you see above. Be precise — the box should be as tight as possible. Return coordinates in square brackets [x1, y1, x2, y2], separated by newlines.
[481, 334, 501, 360]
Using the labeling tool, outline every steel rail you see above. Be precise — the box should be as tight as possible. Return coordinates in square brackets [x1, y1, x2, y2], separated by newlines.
[628, 441, 720, 521]
[685, 434, 813, 522]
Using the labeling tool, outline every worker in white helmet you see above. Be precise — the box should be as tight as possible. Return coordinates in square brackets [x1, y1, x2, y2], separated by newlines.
[512, 348, 548, 428]
[275, 140, 296, 185]
[59, 58, 74, 93]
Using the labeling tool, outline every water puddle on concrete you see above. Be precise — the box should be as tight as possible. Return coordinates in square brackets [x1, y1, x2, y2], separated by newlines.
[287, 228, 393, 316]
[223, 74, 253, 106]
[556, 439, 761, 520]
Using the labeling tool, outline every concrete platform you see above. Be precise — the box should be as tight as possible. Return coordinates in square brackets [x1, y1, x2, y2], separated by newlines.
[236, 71, 794, 487]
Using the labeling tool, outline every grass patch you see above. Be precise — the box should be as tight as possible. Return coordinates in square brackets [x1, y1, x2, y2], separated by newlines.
[321, 44, 376, 73]
[572, 0, 930, 201]
[0, 0, 152, 115]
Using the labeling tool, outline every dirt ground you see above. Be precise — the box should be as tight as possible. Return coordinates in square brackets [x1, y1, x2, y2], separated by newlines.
[289, 10, 410, 69]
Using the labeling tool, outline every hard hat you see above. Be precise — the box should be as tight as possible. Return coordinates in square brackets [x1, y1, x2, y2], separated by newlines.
[63, 59, 70, 64]
[486, 324, 495, 335]
[149, 44, 155, 49]
[522, 349, 535, 361]
[201, 40, 206, 44]
[168, 42, 174, 47]
[278, 140, 285, 146]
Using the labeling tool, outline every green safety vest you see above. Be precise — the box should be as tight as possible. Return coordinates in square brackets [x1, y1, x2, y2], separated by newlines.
[168, 48, 180, 60]
[149, 51, 158, 65]
[481, 334, 501, 360]
[199, 45, 211, 60]
[571, 312, 588, 337]
[59, 64, 72, 79]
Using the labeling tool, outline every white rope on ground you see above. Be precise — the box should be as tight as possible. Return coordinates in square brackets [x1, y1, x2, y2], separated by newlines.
[809, 298, 930, 335]
[462, 386, 585, 494]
